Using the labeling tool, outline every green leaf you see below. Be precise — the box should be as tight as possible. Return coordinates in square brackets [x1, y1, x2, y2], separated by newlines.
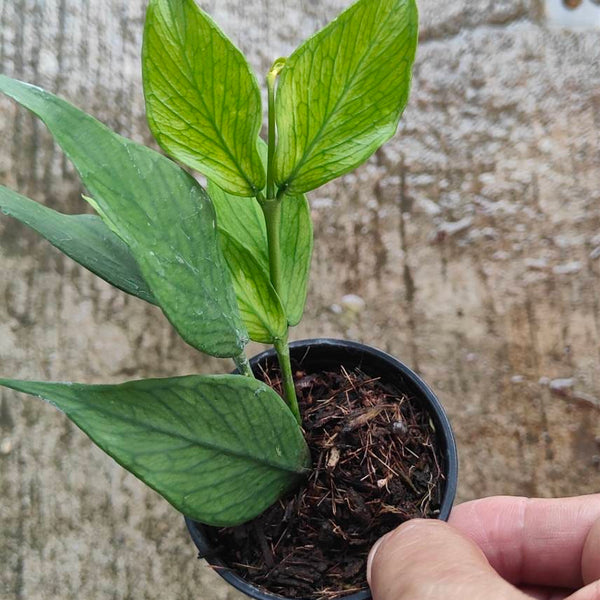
[143, 0, 265, 196]
[219, 230, 287, 343]
[209, 140, 313, 326]
[274, 0, 418, 194]
[208, 179, 268, 269]
[0, 75, 247, 358]
[279, 195, 312, 326]
[0, 185, 156, 305]
[0, 375, 310, 526]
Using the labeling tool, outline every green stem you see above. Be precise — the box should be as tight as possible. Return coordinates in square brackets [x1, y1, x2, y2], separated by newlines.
[264, 57, 300, 424]
[261, 200, 301, 423]
[274, 337, 301, 424]
[234, 353, 254, 378]
[261, 200, 283, 294]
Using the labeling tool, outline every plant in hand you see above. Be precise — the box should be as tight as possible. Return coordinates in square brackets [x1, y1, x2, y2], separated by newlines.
[0, 0, 420, 593]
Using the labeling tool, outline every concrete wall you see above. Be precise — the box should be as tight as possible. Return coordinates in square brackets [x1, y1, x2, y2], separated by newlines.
[1, 1, 599, 598]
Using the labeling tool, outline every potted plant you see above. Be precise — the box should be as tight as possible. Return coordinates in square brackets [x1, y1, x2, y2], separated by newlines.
[0, 0, 457, 598]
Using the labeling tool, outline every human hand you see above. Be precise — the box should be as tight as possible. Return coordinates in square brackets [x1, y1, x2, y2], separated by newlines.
[367, 495, 600, 600]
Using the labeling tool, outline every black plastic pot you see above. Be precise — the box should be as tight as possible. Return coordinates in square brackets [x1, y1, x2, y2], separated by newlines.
[185, 338, 458, 600]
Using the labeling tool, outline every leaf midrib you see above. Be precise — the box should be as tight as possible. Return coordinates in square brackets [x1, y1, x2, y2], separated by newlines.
[39, 385, 303, 474]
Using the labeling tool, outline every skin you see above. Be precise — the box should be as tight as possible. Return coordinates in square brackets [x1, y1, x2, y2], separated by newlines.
[367, 495, 600, 600]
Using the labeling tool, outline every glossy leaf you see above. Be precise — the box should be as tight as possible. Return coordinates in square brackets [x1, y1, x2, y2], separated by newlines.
[0, 375, 310, 526]
[143, 0, 265, 196]
[0, 75, 247, 358]
[0, 185, 156, 305]
[209, 141, 313, 326]
[274, 0, 418, 194]
[219, 230, 286, 343]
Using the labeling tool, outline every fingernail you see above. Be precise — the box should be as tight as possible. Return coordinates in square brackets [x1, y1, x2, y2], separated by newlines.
[366, 534, 387, 585]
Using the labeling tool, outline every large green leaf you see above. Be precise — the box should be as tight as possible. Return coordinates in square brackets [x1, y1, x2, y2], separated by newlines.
[219, 230, 286, 343]
[274, 0, 418, 194]
[209, 141, 313, 326]
[0, 375, 310, 526]
[0, 75, 247, 358]
[0, 185, 156, 305]
[143, 0, 265, 196]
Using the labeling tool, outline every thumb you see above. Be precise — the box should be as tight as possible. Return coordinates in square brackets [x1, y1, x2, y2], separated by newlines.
[367, 519, 528, 600]
[582, 515, 600, 585]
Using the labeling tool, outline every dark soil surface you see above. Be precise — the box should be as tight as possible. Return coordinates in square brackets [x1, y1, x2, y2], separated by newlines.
[204, 365, 445, 599]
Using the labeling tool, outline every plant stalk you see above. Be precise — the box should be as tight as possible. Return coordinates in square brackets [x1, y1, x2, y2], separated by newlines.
[261, 199, 283, 295]
[261, 200, 301, 422]
[264, 57, 301, 424]
[274, 336, 301, 424]
[234, 353, 254, 378]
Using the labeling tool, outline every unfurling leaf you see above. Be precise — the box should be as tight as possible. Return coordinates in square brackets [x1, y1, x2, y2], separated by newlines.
[0, 375, 311, 526]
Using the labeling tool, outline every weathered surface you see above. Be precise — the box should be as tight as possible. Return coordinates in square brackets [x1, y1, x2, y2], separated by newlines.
[1, 0, 599, 598]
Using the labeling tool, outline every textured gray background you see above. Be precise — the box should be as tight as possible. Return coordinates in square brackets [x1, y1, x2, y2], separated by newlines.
[1, 0, 599, 598]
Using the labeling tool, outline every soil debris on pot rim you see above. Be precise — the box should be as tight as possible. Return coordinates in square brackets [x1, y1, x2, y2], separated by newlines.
[205, 364, 445, 600]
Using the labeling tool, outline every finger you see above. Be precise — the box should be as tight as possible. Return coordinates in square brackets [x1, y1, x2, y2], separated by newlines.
[449, 495, 600, 588]
[519, 586, 572, 600]
[582, 516, 600, 585]
[367, 519, 528, 600]
[566, 580, 600, 600]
